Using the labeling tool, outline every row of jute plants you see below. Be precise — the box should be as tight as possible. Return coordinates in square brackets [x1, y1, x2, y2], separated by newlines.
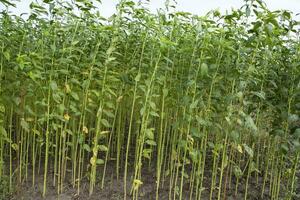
[0, 0, 299, 199]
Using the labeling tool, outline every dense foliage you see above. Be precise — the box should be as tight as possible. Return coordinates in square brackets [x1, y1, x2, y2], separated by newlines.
[0, 0, 299, 199]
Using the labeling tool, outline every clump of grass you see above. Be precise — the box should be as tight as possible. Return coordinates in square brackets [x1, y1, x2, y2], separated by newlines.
[0, 175, 11, 200]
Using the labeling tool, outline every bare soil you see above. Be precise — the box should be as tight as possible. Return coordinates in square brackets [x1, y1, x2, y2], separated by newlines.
[8, 160, 287, 200]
